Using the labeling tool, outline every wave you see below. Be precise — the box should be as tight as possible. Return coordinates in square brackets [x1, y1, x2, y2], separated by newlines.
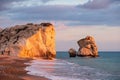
[25, 59, 113, 80]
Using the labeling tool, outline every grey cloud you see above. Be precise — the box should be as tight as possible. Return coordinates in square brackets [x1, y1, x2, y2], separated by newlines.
[7, 5, 77, 21]
[78, 0, 120, 9]
[0, 0, 54, 11]
[81, 0, 110, 9]
[111, 0, 120, 3]
[40, 0, 53, 3]
[0, 0, 26, 11]
[0, 0, 14, 11]
[7, 4, 119, 26]
[0, 0, 120, 27]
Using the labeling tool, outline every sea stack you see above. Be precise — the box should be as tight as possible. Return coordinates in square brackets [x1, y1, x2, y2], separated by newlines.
[68, 48, 76, 57]
[0, 23, 56, 59]
[77, 36, 98, 57]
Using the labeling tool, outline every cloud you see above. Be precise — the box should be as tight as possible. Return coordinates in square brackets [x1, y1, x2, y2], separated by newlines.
[0, 0, 54, 11]
[0, 0, 120, 27]
[0, 0, 14, 11]
[0, 0, 26, 11]
[78, 0, 120, 9]
[40, 0, 53, 3]
[80, 0, 110, 9]
[4, 4, 119, 26]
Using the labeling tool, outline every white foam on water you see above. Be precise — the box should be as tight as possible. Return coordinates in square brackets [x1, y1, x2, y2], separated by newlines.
[25, 59, 111, 80]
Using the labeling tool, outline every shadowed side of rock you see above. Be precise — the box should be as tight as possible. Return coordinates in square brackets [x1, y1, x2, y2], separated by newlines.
[0, 24, 39, 56]
[0, 23, 56, 59]
[77, 36, 98, 57]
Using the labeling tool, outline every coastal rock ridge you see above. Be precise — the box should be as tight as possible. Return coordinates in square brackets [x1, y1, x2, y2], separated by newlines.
[0, 23, 56, 59]
[77, 36, 98, 57]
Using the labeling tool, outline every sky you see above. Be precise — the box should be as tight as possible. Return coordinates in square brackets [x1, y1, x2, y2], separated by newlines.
[0, 0, 120, 51]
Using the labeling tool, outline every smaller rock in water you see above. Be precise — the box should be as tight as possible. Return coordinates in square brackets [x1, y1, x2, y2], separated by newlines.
[68, 48, 76, 57]
[77, 36, 99, 57]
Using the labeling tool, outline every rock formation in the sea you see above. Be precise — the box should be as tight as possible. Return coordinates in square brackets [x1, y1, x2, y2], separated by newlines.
[77, 36, 98, 57]
[68, 48, 76, 57]
[0, 23, 56, 59]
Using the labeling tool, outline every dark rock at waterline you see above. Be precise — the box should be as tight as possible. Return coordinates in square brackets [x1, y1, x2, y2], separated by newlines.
[68, 48, 76, 57]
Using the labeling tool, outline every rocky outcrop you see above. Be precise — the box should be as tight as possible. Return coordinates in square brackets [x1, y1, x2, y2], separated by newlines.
[68, 48, 76, 57]
[77, 36, 98, 57]
[0, 23, 56, 59]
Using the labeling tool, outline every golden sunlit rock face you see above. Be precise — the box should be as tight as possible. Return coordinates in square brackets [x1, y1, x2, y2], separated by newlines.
[19, 23, 56, 59]
[0, 23, 56, 59]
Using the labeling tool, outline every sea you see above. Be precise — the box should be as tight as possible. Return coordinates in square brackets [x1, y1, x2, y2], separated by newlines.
[26, 52, 120, 80]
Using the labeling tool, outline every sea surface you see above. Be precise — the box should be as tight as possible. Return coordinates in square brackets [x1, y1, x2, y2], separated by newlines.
[26, 52, 120, 80]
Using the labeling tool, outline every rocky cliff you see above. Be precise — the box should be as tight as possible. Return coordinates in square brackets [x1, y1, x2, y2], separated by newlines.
[0, 23, 56, 59]
[0, 28, 2, 32]
[77, 36, 98, 57]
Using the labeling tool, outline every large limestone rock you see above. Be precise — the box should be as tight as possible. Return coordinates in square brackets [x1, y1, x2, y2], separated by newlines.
[0, 23, 56, 59]
[77, 36, 98, 57]
[68, 48, 76, 57]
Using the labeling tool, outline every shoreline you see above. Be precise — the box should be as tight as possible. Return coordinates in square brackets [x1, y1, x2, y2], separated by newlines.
[0, 55, 50, 80]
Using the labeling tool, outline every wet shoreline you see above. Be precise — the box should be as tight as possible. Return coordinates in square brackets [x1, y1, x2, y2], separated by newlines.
[0, 55, 49, 80]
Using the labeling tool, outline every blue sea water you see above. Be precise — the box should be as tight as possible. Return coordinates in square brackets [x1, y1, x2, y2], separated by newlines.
[26, 52, 120, 80]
